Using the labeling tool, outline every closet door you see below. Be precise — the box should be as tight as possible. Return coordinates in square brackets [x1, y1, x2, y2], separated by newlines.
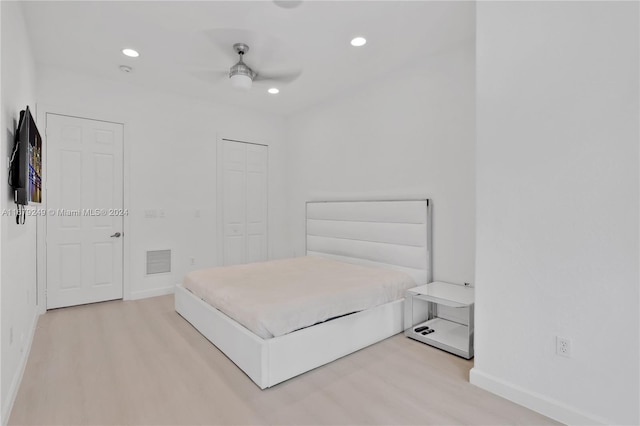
[219, 139, 268, 266]
[244, 143, 268, 263]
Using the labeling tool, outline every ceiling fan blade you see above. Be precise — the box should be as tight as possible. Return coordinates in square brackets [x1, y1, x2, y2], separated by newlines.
[201, 28, 261, 62]
[191, 70, 228, 84]
[254, 69, 302, 84]
[201, 28, 292, 67]
[273, 0, 304, 9]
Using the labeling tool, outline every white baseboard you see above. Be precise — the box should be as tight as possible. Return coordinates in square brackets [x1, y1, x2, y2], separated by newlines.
[2, 310, 40, 426]
[128, 285, 175, 301]
[469, 368, 608, 425]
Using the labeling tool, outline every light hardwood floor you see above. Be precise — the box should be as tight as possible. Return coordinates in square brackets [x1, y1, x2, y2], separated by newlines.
[10, 295, 558, 425]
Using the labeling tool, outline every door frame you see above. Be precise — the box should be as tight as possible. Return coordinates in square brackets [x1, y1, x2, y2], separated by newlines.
[36, 103, 131, 313]
[215, 135, 269, 267]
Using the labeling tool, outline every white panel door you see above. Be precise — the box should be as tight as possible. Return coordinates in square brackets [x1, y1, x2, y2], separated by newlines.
[46, 114, 124, 309]
[245, 144, 268, 263]
[220, 140, 267, 266]
[222, 141, 246, 265]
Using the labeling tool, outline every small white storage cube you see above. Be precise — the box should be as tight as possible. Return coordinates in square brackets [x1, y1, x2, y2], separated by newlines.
[404, 281, 475, 359]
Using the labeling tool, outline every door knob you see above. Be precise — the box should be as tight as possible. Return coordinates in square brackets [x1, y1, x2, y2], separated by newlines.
[110, 232, 122, 238]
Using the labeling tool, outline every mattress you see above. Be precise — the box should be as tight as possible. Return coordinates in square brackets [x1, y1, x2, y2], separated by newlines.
[183, 256, 416, 339]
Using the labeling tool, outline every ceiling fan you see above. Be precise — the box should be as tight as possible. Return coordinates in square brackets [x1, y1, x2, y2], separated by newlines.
[226, 42, 301, 90]
[229, 43, 256, 89]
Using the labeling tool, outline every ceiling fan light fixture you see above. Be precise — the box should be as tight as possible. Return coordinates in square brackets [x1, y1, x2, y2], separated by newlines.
[230, 73, 253, 90]
[229, 43, 256, 90]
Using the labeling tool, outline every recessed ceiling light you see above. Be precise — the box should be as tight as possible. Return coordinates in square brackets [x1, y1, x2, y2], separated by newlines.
[122, 48, 139, 58]
[350, 37, 367, 47]
[268, 88, 280, 94]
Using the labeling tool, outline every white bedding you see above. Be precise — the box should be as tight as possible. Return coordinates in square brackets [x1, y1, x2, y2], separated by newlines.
[183, 256, 416, 339]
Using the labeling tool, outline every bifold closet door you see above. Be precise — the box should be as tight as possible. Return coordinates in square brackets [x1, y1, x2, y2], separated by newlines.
[220, 139, 268, 266]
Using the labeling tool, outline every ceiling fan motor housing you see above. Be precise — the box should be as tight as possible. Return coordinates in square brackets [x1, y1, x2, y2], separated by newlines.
[229, 62, 256, 80]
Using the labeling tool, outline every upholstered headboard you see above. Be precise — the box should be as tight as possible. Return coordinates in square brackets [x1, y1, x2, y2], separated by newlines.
[305, 200, 432, 284]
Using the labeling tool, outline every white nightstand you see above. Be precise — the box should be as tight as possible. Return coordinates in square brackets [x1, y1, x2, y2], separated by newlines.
[404, 281, 475, 359]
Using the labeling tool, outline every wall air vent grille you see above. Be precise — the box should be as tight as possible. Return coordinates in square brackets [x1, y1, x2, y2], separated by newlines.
[146, 250, 171, 274]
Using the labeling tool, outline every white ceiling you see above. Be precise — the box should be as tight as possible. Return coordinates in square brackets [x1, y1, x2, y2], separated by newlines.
[22, 1, 474, 116]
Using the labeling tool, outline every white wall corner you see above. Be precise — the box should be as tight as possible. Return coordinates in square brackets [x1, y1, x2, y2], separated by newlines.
[469, 368, 609, 426]
[1, 310, 40, 426]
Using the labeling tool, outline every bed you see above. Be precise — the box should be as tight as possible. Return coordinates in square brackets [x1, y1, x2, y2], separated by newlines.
[174, 199, 432, 389]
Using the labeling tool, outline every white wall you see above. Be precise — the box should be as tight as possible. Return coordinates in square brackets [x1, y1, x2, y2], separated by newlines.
[36, 65, 289, 300]
[472, 2, 639, 425]
[0, 2, 39, 423]
[286, 44, 475, 287]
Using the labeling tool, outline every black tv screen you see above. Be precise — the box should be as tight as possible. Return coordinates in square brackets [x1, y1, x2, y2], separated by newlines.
[11, 106, 42, 205]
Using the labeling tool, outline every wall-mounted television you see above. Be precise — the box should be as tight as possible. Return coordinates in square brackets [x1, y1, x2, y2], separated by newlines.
[10, 106, 42, 206]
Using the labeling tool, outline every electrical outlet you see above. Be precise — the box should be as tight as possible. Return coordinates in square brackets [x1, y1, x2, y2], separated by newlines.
[556, 336, 571, 358]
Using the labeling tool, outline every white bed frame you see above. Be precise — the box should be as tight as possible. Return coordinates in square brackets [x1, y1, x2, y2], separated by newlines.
[175, 199, 431, 389]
